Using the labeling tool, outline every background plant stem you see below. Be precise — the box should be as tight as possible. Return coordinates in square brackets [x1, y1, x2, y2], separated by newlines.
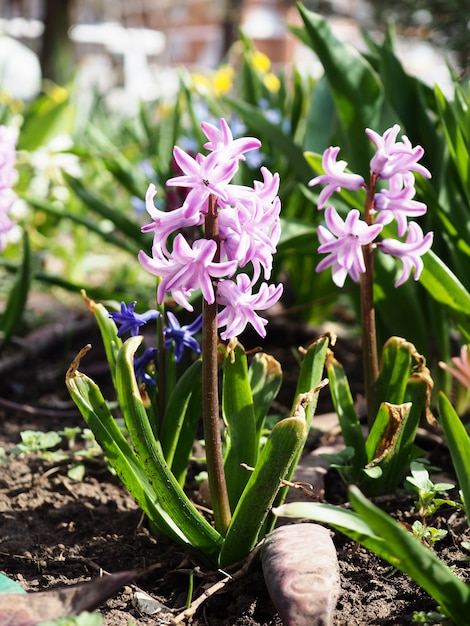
[361, 173, 379, 427]
[202, 194, 231, 535]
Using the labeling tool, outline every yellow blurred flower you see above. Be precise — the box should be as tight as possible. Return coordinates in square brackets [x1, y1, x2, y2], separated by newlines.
[49, 85, 68, 104]
[156, 102, 174, 118]
[251, 50, 271, 74]
[212, 65, 235, 95]
[191, 73, 211, 93]
[263, 72, 281, 93]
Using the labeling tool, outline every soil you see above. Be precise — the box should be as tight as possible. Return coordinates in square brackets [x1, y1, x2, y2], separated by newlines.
[0, 295, 469, 625]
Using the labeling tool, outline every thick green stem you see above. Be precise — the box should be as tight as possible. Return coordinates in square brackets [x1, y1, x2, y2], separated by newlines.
[361, 173, 379, 428]
[202, 194, 231, 535]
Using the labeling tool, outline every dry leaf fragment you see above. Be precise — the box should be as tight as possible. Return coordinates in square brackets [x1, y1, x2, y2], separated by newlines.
[0, 570, 136, 625]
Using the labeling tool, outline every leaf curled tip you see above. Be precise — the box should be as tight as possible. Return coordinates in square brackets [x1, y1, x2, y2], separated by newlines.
[226, 336, 243, 363]
[292, 379, 328, 419]
[298, 332, 336, 356]
[258, 352, 282, 376]
[81, 288, 97, 312]
[324, 330, 337, 346]
[66, 344, 92, 381]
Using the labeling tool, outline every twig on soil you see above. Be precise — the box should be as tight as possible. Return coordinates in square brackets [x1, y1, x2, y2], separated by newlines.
[0, 396, 80, 419]
[71, 557, 168, 602]
[171, 542, 264, 625]
[240, 462, 316, 500]
[0, 316, 96, 375]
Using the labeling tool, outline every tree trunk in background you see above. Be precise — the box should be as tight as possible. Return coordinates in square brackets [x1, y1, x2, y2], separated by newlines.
[40, 0, 74, 84]
[221, 0, 244, 60]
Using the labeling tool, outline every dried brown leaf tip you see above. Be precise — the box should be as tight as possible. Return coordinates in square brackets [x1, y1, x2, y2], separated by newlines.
[66, 344, 92, 381]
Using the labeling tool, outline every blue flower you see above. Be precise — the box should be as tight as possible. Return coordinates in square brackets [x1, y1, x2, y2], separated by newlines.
[134, 347, 158, 385]
[164, 311, 202, 362]
[110, 301, 160, 338]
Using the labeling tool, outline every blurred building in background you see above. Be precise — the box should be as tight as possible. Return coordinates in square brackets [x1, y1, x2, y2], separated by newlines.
[0, 0, 458, 103]
[0, 0, 307, 101]
[0, 0, 301, 71]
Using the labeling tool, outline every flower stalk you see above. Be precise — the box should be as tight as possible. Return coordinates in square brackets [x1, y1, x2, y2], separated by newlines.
[135, 117, 283, 533]
[360, 172, 379, 426]
[202, 194, 231, 535]
[310, 125, 433, 427]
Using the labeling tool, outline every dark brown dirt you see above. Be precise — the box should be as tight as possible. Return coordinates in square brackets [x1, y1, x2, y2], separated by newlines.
[0, 299, 468, 625]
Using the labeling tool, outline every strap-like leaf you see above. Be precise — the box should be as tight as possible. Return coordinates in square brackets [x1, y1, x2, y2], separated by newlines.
[159, 358, 203, 470]
[438, 392, 470, 525]
[349, 486, 470, 622]
[65, 347, 189, 546]
[0, 230, 33, 345]
[295, 5, 383, 177]
[222, 343, 258, 510]
[219, 407, 307, 567]
[326, 350, 366, 473]
[115, 336, 223, 564]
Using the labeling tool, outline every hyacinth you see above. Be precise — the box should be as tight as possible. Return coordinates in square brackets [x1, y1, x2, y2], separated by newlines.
[439, 345, 470, 390]
[309, 125, 433, 287]
[139, 118, 283, 339]
[317, 207, 383, 287]
[164, 311, 202, 362]
[309, 146, 365, 210]
[366, 125, 431, 180]
[111, 304, 203, 372]
[0, 125, 18, 252]
[134, 347, 159, 385]
[109, 301, 159, 337]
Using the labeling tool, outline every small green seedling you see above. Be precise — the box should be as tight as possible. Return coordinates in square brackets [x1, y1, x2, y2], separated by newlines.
[411, 521, 448, 548]
[38, 612, 103, 626]
[412, 609, 450, 625]
[8, 427, 103, 480]
[404, 461, 459, 548]
[405, 461, 456, 521]
[60, 426, 83, 449]
[11, 430, 63, 460]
